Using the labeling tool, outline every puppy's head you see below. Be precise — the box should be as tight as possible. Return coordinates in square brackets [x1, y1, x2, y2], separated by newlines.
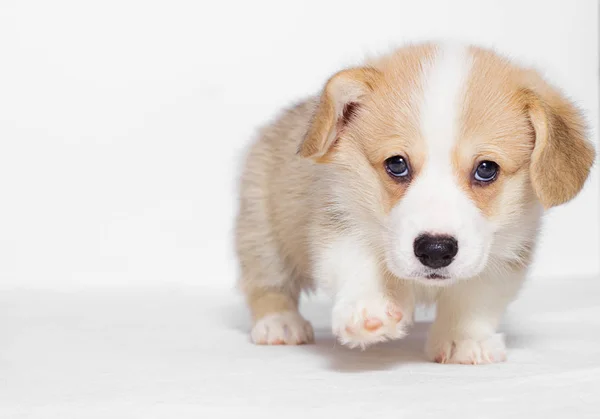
[299, 43, 595, 285]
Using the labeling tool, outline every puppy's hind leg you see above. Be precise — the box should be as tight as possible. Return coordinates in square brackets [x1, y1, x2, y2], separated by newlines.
[236, 216, 314, 345]
[246, 288, 314, 345]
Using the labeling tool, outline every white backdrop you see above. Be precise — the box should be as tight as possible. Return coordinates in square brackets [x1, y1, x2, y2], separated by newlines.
[0, 0, 598, 291]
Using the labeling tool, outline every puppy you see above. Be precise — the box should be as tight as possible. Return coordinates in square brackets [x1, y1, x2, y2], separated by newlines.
[234, 43, 595, 364]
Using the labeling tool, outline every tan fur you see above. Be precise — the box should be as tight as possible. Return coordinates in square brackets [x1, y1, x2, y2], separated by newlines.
[455, 47, 537, 218]
[246, 291, 298, 321]
[298, 67, 382, 161]
[235, 99, 318, 305]
[234, 43, 595, 349]
[523, 78, 596, 208]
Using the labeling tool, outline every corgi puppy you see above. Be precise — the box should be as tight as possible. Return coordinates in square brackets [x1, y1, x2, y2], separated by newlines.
[234, 43, 595, 364]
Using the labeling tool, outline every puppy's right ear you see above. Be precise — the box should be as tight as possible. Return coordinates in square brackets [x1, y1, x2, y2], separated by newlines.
[298, 67, 381, 162]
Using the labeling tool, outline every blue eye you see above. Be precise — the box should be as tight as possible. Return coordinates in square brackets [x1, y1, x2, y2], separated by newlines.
[385, 156, 410, 178]
[474, 161, 499, 182]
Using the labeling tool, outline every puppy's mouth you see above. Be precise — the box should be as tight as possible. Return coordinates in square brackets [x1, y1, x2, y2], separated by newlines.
[426, 273, 449, 280]
[411, 269, 453, 283]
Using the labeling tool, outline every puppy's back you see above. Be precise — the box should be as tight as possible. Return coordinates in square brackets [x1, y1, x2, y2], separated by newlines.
[235, 98, 319, 294]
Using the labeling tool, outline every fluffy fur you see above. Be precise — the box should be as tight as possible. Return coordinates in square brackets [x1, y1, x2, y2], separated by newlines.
[234, 43, 595, 363]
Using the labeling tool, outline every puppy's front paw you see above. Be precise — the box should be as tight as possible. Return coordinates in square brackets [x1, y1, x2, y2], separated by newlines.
[332, 297, 408, 349]
[427, 333, 506, 365]
[251, 311, 314, 345]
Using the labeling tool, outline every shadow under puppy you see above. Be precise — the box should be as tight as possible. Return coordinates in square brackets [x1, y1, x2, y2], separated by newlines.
[234, 43, 595, 364]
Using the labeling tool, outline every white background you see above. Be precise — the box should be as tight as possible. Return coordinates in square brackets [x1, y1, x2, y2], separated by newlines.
[1, 2, 599, 418]
[0, 0, 598, 291]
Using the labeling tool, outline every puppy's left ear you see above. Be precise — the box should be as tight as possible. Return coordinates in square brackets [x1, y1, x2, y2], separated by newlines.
[523, 73, 596, 209]
[298, 67, 381, 162]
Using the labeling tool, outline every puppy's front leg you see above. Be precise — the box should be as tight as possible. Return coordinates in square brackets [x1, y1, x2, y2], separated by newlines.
[315, 237, 413, 349]
[426, 268, 525, 364]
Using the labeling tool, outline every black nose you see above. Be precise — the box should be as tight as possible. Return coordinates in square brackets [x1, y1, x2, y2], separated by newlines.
[413, 235, 458, 269]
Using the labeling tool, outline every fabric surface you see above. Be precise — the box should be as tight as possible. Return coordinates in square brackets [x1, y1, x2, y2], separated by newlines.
[1, 277, 599, 418]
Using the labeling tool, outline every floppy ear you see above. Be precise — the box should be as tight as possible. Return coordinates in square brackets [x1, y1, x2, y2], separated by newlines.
[523, 76, 595, 209]
[297, 67, 381, 162]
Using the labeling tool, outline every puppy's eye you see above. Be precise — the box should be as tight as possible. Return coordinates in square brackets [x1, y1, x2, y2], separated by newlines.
[385, 156, 410, 178]
[474, 161, 499, 183]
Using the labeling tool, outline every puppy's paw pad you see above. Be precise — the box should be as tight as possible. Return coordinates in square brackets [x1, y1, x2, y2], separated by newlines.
[251, 311, 314, 345]
[429, 333, 506, 365]
[363, 317, 383, 331]
[333, 298, 408, 349]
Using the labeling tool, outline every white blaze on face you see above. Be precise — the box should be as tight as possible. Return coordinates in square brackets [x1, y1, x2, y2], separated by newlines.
[386, 44, 494, 282]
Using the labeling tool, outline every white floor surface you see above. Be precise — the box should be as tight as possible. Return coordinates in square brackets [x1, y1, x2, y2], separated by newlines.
[1, 277, 599, 418]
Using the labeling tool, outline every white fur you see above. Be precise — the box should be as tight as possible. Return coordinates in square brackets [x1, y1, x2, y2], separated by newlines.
[314, 236, 412, 348]
[385, 44, 492, 284]
[430, 333, 507, 364]
[426, 267, 526, 363]
[420, 43, 472, 145]
[251, 312, 314, 345]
